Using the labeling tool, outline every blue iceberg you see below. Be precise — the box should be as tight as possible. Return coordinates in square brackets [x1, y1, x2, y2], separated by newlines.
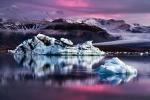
[9, 34, 105, 56]
[96, 57, 137, 75]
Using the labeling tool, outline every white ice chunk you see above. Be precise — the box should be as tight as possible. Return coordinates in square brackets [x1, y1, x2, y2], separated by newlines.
[10, 34, 105, 56]
[97, 57, 137, 75]
[60, 38, 73, 45]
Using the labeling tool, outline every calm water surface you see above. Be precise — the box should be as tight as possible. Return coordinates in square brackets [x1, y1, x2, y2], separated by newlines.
[0, 53, 150, 100]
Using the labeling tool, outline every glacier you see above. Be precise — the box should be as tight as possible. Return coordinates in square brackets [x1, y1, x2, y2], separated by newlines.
[9, 34, 105, 56]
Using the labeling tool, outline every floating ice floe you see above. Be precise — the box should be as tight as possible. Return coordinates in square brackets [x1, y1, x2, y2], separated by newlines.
[9, 34, 105, 56]
[96, 57, 137, 75]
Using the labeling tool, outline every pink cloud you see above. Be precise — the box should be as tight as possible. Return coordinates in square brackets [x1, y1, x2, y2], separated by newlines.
[57, 0, 89, 7]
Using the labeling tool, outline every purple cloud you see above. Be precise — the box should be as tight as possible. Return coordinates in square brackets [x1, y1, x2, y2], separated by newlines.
[0, 0, 150, 25]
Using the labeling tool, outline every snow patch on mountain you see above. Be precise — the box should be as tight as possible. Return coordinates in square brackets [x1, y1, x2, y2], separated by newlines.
[64, 17, 131, 33]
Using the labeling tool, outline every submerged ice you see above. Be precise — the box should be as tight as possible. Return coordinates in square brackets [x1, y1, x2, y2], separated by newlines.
[96, 57, 137, 75]
[9, 34, 105, 56]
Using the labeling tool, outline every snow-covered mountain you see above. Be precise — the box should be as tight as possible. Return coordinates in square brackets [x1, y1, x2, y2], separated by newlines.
[64, 18, 150, 33]
[0, 17, 150, 33]
[0, 18, 121, 50]
[64, 18, 131, 33]
[131, 24, 150, 33]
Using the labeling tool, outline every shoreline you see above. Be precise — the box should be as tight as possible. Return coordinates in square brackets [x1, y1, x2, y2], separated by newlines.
[1, 46, 150, 54]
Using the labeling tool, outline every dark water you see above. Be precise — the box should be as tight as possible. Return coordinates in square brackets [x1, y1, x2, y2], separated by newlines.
[0, 53, 150, 100]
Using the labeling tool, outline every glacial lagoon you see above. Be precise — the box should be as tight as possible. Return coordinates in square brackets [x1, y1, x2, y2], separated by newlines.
[0, 53, 150, 100]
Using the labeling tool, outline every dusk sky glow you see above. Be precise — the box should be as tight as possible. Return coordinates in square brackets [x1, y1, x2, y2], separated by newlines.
[0, 0, 150, 25]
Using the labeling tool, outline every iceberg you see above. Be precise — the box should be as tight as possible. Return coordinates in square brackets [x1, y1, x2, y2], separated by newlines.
[96, 57, 137, 75]
[9, 34, 105, 56]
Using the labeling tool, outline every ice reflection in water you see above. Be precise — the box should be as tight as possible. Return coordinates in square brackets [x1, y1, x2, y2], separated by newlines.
[0, 54, 137, 86]
[98, 74, 136, 85]
[14, 54, 104, 77]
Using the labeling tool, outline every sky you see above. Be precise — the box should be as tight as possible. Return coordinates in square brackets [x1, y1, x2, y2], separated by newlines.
[0, 0, 150, 25]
